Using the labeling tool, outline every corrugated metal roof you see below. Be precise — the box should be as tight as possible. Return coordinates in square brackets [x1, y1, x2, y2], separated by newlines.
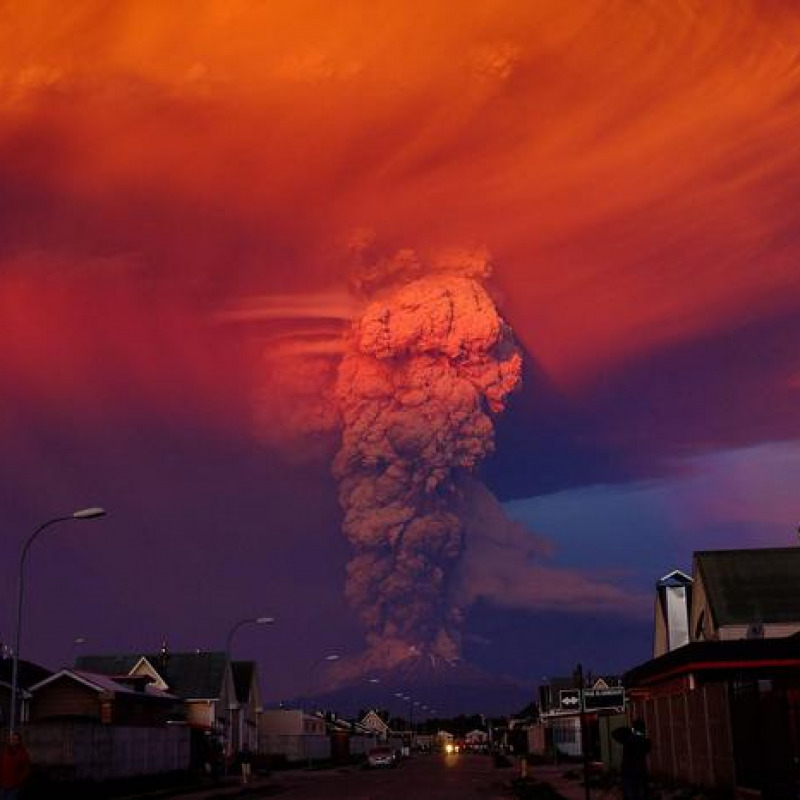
[695, 547, 800, 626]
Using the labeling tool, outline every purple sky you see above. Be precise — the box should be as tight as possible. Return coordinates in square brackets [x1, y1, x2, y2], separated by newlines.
[2, 1, 800, 708]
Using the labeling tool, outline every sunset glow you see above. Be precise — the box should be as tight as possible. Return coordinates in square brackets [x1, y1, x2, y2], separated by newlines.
[1, 1, 799, 697]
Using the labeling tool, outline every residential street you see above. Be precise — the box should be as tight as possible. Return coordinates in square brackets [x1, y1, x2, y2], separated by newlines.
[189, 754, 514, 800]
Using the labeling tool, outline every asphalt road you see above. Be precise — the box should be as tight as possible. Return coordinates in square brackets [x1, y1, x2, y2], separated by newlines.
[232, 753, 513, 800]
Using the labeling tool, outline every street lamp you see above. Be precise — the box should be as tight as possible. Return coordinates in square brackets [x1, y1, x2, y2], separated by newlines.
[308, 652, 340, 702]
[225, 616, 275, 659]
[10, 506, 106, 733]
[304, 653, 340, 769]
[71, 636, 87, 666]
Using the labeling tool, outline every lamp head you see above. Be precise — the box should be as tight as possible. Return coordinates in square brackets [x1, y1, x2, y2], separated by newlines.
[73, 507, 106, 520]
[255, 616, 275, 625]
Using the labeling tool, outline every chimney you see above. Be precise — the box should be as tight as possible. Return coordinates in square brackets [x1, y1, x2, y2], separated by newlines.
[654, 570, 693, 657]
[158, 637, 170, 670]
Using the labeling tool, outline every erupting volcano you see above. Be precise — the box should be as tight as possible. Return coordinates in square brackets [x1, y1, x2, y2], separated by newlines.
[330, 249, 522, 678]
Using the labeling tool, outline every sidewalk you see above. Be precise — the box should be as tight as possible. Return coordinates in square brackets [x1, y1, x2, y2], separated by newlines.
[518, 763, 621, 800]
[116, 774, 282, 800]
[116, 764, 360, 800]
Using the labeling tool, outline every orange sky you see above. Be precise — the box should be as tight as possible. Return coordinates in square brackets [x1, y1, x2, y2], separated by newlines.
[1, 0, 800, 432]
[4, 1, 800, 692]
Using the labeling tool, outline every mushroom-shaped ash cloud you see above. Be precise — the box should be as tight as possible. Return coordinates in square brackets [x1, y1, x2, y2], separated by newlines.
[333, 251, 522, 667]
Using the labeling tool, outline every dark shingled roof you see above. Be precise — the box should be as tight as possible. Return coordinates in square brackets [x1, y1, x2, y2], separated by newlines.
[695, 547, 800, 627]
[0, 658, 52, 690]
[231, 661, 255, 704]
[76, 652, 227, 700]
[74, 654, 138, 676]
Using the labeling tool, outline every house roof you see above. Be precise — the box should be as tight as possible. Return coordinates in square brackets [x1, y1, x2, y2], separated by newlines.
[231, 661, 255, 704]
[360, 709, 390, 731]
[545, 674, 621, 691]
[75, 654, 139, 675]
[30, 669, 177, 700]
[77, 652, 228, 700]
[695, 547, 800, 626]
[625, 637, 800, 687]
[0, 658, 52, 690]
[657, 569, 692, 588]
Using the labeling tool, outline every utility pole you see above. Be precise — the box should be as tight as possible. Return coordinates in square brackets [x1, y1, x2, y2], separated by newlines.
[575, 663, 590, 800]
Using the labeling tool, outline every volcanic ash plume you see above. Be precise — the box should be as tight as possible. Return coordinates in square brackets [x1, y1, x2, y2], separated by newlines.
[333, 259, 521, 667]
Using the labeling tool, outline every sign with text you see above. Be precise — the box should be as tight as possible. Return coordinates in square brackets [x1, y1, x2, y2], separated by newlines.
[559, 689, 581, 710]
[583, 687, 625, 711]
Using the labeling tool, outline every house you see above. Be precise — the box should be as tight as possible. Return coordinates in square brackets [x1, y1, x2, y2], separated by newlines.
[690, 548, 800, 642]
[358, 709, 391, 740]
[76, 650, 261, 753]
[231, 661, 262, 751]
[626, 546, 800, 795]
[435, 729, 454, 750]
[28, 669, 178, 726]
[258, 708, 330, 763]
[21, 669, 190, 780]
[464, 728, 489, 749]
[538, 675, 624, 759]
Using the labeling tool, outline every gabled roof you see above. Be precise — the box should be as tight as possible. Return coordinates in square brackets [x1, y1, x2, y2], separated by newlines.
[359, 709, 390, 732]
[129, 657, 169, 691]
[77, 652, 228, 700]
[30, 669, 177, 700]
[657, 569, 692, 588]
[695, 547, 800, 627]
[231, 661, 256, 704]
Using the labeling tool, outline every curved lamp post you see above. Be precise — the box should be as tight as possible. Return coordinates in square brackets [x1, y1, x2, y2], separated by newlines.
[9, 506, 106, 733]
[304, 653, 340, 769]
[308, 652, 340, 680]
[306, 653, 340, 710]
[225, 616, 275, 660]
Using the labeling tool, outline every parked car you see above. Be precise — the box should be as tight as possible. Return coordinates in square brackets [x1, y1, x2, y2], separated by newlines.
[367, 746, 396, 768]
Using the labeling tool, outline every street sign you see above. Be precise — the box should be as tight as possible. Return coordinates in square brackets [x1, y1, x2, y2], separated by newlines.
[559, 689, 582, 710]
[583, 687, 625, 711]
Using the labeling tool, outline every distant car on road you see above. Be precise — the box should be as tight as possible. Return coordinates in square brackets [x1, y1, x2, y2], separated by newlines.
[367, 746, 396, 768]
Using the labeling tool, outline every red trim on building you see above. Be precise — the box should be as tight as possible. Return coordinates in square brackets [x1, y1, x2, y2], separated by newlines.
[637, 658, 800, 686]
